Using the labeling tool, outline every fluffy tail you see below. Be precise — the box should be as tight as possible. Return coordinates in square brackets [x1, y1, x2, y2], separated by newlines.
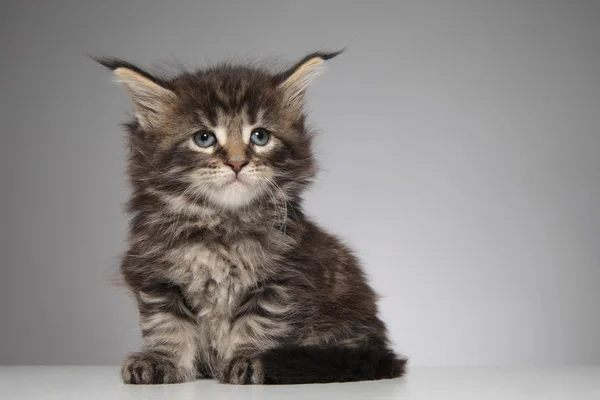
[259, 345, 407, 384]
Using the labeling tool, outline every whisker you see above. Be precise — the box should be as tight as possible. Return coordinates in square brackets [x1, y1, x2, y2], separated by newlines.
[132, 146, 165, 175]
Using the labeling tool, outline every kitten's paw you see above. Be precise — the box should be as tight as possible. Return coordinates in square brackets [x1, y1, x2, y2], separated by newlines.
[219, 357, 265, 385]
[121, 352, 190, 385]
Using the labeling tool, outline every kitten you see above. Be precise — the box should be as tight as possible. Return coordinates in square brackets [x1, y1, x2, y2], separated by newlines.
[97, 51, 406, 385]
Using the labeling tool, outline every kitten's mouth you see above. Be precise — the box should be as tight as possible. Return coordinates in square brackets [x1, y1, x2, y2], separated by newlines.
[225, 176, 248, 187]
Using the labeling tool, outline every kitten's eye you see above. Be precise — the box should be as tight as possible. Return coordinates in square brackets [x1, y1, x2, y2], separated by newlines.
[250, 128, 270, 146]
[193, 131, 217, 148]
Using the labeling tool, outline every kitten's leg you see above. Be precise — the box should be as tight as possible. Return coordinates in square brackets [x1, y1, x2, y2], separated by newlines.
[122, 283, 199, 384]
[218, 284, 293, 385]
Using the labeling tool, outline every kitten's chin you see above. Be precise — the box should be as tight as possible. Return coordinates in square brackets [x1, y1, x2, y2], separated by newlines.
[207, 181, 261, 209]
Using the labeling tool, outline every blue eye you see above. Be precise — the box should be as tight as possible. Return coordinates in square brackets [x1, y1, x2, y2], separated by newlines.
[193, 131, 217, 148]
[250, 128, 270, 146]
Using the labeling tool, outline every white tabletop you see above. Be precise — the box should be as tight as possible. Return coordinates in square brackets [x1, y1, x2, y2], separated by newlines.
[0, 366, 598, 400]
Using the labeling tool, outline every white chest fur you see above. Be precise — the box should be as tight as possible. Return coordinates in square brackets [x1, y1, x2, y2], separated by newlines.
[170, 240, 270, 362]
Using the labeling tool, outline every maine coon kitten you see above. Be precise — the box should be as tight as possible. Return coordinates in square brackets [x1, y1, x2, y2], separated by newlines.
[97, 51, 407, 385]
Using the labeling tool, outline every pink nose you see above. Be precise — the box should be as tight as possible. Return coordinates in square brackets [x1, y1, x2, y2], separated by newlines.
[226, 160, 248, 174]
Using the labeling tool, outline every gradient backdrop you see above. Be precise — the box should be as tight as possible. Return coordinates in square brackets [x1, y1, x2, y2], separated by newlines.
[1, 0, 599, 366]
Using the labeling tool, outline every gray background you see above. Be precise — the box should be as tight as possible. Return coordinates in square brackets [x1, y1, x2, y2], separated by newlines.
[1, 0, 599, 366]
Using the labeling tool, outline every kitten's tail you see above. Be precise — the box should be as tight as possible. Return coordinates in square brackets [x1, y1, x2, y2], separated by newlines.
[258, 345, 407, 384]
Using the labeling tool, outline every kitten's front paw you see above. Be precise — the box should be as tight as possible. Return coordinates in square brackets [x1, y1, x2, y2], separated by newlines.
[219, 357, 265, 385]
[121, 351, 190, 385]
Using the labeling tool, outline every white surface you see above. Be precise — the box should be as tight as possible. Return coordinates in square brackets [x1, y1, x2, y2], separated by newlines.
[0, 366, 598, 400]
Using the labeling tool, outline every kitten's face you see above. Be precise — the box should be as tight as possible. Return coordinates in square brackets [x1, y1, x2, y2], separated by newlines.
[154, 69, 312, 210]
[100, 53, 340, 211]
[180, 109, 288, 209]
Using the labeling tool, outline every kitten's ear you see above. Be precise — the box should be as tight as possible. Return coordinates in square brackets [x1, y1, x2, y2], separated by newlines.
[277, 50, 343, 110]
[95, 57, 176, 130]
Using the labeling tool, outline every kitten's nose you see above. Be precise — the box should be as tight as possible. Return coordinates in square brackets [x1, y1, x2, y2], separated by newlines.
[226, 160, 248, 174]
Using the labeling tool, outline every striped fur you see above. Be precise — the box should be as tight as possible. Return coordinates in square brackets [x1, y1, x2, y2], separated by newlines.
[97, 51, 407, 385]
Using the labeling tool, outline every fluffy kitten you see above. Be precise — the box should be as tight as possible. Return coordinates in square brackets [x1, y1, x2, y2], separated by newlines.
[97, 51, 406, 385]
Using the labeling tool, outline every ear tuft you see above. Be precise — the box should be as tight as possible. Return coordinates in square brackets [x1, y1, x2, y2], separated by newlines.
[93, 56, 168, 86]
[308, 49, 345, 61]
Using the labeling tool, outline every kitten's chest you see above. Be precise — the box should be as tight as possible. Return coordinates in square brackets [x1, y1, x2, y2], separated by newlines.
[173, 240, 268, 315]
[171, 241, 270, 360]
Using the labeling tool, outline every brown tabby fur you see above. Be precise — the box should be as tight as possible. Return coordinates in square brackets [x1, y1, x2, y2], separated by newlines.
[96, 51, 406, 385]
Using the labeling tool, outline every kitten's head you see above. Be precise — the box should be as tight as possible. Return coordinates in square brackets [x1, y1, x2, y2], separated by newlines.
[97, 51, 340, 211]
